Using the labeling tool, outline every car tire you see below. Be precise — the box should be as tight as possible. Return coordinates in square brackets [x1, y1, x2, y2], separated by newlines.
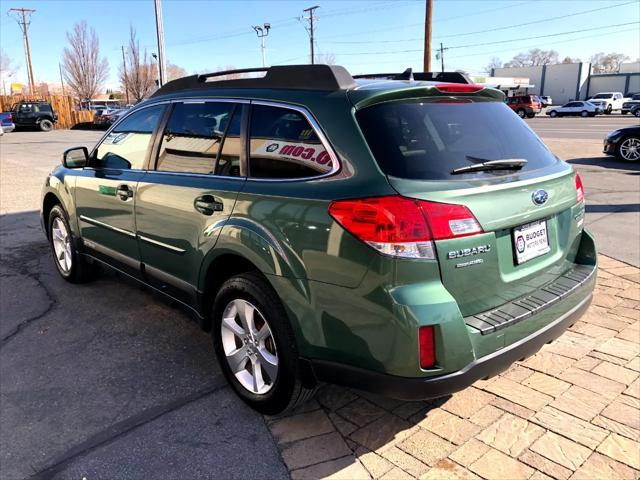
[634, 109, 640, 118]
[48, 205, 93, 283]
[39, 119, 54, 132]
[526, 113, 535, 118]
[580, 110, 588, 117]
[605, 105, 612, 115]
[211, 272, 316, 415]
[616, 136, 640, 162]
[549, 111, 558, 117]
[621, 111, 627, 115]
[516, 109, 526, 118]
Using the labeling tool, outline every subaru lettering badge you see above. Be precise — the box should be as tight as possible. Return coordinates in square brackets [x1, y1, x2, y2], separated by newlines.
[531, 189, 548, 206]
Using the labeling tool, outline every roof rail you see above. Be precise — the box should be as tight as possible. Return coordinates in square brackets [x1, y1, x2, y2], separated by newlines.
[151, 64, 358, 97]
[353, 70, 473, 84]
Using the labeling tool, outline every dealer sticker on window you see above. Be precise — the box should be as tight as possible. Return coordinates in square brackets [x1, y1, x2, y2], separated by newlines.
[513, 219, 550, 264]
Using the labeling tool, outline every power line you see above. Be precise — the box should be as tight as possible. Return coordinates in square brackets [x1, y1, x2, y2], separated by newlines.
[447, 21, 640, 50]
[326, 22, 639, 57]
[436, 0, 637, 39]
[328, 0, 531, 40]
[447, 27, 639, 60]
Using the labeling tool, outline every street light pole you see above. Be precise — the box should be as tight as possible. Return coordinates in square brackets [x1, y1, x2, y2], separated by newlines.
[252, 23, 271, 67]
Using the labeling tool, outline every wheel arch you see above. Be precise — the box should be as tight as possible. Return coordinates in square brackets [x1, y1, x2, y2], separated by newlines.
[42, 191, 62, 239]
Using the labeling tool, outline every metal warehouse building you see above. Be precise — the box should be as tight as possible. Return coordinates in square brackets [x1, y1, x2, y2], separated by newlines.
[491, 62, 640, 105]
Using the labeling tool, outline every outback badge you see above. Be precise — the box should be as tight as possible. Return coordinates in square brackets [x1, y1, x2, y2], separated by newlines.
[531, 189, 548, 206]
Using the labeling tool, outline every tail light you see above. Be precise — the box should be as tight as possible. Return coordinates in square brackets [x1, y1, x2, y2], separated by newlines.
[434, 83, 484, 94]
[7, 114, 12, 121]
[575, 172, 584, 203]
[328, 195, 483, 259]
[419, 326, 435, 369]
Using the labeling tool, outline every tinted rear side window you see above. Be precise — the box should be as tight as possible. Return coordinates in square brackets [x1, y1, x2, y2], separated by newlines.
[248, 104, 333, 179]
[356, 99, 558, 180]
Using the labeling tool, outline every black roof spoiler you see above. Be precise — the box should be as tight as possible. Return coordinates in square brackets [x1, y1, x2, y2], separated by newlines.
[353, 70, 473, 85]
[151, 64, 358, 97]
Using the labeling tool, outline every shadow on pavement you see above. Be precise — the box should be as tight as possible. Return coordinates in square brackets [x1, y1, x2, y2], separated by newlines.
[566, 156, 640, 172]
[0, 210, 288, 480]
[586, 203, 640, 214]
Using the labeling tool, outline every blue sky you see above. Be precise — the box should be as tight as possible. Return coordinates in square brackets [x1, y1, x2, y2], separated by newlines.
[1, 0, 639, 89]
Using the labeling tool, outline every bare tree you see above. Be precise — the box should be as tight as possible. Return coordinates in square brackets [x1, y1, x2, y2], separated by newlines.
[484, 57, 502, 74]
[166, 63, 187, 81]
[561, 56, 581, 64]
[504, 49, 559, 67]
[1, 49, 17, 78]
[590, 52, 630, 73]
[61, 22, 109, 101]
[315, 53, 336, 65]
[120, 27, 156, 102]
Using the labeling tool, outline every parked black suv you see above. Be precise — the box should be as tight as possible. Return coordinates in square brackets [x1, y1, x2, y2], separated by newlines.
[11, 101, 58, 131]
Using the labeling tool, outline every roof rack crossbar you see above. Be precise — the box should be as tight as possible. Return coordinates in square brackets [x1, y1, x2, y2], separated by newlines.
[197, 67, 269, 82]
[151, 65, 358, 97]
[354, 70, 473, 85]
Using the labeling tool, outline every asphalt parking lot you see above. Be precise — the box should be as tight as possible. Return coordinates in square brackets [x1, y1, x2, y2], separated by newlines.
[0, 115, 638, 479]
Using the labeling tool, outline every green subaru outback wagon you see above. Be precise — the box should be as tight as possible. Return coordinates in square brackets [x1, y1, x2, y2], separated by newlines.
[41, 65, 596, 414]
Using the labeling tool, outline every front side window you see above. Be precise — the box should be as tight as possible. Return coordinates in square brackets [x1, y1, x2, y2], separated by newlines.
[156, 102, 236, 174]
[94, 105, 164, 170]
[248, 104, 333, 179]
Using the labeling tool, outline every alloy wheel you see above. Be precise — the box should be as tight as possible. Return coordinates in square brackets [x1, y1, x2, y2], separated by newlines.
[220, 299, 278, 395]
[619, 137, 640, 162]
[51, 217, 72, 273]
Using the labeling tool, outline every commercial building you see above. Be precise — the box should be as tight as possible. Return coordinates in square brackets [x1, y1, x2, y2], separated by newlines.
[490, 62, 640, 105]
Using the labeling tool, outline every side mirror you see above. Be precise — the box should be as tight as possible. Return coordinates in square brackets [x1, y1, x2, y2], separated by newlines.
[63, 146, 89, 168]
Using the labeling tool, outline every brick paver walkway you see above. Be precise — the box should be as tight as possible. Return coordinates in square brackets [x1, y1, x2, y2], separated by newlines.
[265, 255, 640, 479]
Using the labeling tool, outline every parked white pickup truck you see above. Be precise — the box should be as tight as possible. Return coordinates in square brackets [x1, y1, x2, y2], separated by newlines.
[588, 92, 627, 114]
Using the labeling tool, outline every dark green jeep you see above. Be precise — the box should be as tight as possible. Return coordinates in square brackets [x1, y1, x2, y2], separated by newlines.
[41, 65, 596, 414]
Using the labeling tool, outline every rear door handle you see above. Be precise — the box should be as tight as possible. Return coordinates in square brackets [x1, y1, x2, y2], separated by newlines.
[116, 184, 133, 201]
[194, 195, 224, 216]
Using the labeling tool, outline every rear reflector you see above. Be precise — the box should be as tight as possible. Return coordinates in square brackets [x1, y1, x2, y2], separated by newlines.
[575, 172, 584, 203]
[419, 326, 435, 369]
[328, 195, 483, 259]
[434, 83, 484, 94]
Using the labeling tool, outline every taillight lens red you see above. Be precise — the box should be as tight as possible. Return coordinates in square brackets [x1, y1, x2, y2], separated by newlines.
[575, 172, 584, 203]
[419, 326, 435, 369]
[328, 195, 483, 259]
[434, 83, 484, 94]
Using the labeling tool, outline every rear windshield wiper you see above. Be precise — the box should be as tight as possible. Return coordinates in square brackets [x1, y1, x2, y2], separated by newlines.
[450, 158, 528, 175]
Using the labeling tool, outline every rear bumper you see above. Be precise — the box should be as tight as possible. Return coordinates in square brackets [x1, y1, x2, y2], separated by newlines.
[311, 292, 591, 401]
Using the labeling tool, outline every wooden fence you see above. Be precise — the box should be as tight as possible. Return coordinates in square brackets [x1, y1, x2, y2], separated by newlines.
[0, 95, 94, 129]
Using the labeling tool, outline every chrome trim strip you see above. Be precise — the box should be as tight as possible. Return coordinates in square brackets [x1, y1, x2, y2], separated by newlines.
[137, 234, 186, 253]
[178, 98, 250, 104]
[144, 170, 244, 181]
[248, 100, 342, 183]
[79, 215, 136, 237]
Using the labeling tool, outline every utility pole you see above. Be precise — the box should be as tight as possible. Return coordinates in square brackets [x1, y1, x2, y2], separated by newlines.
[153, 0, 167, 86]
[8, 8, 36, 94]
[252, 23, 271, 67]
[121, 46, 130, 105]
[435, 43, 448, 73]
[302, 6, 319, 64]
[423, 0, 432, 72]
[151, 53, 161, 87]
[58, 62, 65, 96]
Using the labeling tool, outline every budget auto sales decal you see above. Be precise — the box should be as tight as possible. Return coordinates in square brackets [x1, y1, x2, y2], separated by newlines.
[257, 141, 333, 172]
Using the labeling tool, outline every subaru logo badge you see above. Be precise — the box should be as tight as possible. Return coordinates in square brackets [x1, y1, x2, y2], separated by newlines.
[532, 189, 548, 206]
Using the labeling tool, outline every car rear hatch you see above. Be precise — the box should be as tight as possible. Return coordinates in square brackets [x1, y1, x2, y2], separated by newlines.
[352, 85, 587, 318]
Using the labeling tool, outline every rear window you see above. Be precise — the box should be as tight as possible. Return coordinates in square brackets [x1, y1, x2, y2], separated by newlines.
[356, 99, 559, 180]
